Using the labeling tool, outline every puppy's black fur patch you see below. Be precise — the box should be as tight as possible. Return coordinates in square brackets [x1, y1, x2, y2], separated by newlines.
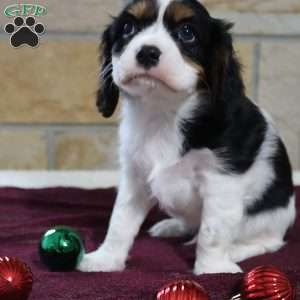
[174, 1, 293, 215]
[97, 0, 159, 117]
[96, 27, 119, 118]
[247, 140, 293, 214]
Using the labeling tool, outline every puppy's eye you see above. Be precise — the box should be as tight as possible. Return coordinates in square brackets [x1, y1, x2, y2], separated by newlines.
[178, 24, 197, 43]
[122, 21, 136, 38]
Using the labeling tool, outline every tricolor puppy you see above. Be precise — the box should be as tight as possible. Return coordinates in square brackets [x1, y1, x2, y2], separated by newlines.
[78, 0, 296, 274]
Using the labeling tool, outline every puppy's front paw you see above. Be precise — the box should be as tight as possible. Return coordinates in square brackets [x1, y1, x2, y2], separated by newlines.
[194, 259, 242, 275]
[77, 249, 125, 272]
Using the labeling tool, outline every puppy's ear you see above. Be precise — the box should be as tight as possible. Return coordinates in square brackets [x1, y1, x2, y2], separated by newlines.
[96, 25, 119, 118]
[206, 19, 236, 104]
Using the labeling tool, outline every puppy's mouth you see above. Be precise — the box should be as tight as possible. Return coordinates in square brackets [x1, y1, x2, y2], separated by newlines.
[122, 74, 176, 92]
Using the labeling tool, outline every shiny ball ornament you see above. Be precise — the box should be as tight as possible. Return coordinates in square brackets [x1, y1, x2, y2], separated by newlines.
[156, 280, 210, 300]
[0, 256, 33, 300]
[39, 226, 84, 271]
[231, 265, 295, 300]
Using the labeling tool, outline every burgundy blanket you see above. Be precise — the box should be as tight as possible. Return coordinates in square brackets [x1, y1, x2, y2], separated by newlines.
[0, 187, 299, 299]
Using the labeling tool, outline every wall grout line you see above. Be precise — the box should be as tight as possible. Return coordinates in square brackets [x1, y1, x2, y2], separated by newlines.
[0, 123, 119, 130]
[252, 42, 261, 103]
[0, 32, 100, 39]
[298, 135, 300, 170]
[46, 128, 55, 170]
[234, 34, 300, 42]
[0, 32, 300, 41]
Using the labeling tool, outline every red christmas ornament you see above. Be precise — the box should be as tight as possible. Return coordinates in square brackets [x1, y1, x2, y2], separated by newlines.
[156, 280, 210, 300]
[0, 257, 33, 300]
[231, 265, 295, 300]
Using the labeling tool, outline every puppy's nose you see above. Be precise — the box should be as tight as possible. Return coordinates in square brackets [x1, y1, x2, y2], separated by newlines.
[136, 45, 161, 69]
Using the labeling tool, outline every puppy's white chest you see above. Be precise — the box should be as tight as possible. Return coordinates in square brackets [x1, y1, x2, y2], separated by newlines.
[120, 101, 201, 223]
[121, 103, 181, 173]
[143, 127, 180, 172]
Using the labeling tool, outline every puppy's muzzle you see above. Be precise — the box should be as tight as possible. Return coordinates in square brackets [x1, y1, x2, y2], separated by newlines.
[136, 45, 161, 69]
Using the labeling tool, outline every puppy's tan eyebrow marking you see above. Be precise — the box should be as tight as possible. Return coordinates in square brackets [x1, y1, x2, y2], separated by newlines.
[165, 2, 195, 23]
[127, 0, 157, 20]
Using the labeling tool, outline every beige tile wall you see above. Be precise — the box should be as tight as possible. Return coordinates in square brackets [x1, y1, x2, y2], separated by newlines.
[0, 0, 299, 170]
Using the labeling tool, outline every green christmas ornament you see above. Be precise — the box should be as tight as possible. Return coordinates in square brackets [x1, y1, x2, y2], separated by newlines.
[39, 226, 84, 271]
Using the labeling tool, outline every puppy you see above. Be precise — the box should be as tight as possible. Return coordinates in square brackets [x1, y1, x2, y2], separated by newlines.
[78, 0, 296, 274]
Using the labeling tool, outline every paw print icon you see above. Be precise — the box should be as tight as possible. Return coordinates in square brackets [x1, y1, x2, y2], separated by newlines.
[4, 16, 45, 48]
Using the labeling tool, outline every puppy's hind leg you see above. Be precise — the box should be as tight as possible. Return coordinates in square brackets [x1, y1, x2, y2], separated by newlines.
[149, 218, 194, 238]
[230, 197, 295, 263]
[230, 237, 285, 263]
[194, 175, 244, 275]
[229, 243, 266, 263]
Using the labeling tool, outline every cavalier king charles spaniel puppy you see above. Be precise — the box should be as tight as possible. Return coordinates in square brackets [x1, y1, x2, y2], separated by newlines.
[77, 0, 296, 274]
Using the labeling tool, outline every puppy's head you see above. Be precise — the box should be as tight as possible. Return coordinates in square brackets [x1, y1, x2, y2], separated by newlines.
[97, 0, 235, 118]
